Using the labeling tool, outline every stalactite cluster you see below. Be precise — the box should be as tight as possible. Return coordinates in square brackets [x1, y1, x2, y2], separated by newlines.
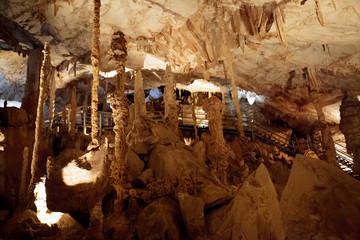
[90, 0, 101, 146]
[164, 64, 179, 135]
[203, 96, 235, 183]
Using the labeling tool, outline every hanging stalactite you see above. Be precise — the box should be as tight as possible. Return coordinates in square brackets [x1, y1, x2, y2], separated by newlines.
[217, 6, 245, 138]
[27, 42, 51, 209]
[164, 64, 179, 135]
[314, 0, 325, 27]
[90, 0, 101, 147]
[108, 31, 129, 209]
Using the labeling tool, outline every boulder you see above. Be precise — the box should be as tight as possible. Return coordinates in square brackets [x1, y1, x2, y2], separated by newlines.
[280, 154, 360, 240]
[193, 141, 206, 163]
[136, 168, 154, 185]
[136, 197, 187, 240]
[178, 193, 207, 239]
[149, 144, 232, 209]
[126, 149, 145, 181]
[130, 141, 149, 155]
[206, 164, 286, 240]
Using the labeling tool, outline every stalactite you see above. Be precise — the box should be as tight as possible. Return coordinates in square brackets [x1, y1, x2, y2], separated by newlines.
[134, 69, 146, 119]
[331, 0, 336, 10]
[18, 147, 29, 210]
[314, 0, 324, 27]
[90, 0, 101, 147]
[108, 31, 129, 209]
[164, 64, 179, 135]
[27, 42, 51, 208]
[217, 6, 245, 138]
[70, 83, 77, 136]
[340, 92, 360, 175]
[274, 6, 287, 47]
[203, 96, 235, 184]
[190, 93, 199, 143]
[48, 69, 56, 129]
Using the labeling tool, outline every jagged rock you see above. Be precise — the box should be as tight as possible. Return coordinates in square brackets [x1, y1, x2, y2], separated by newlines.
[126, 149, 145, 181]
[150, 122, 181, 145]
[136, 168, 154, 185]
[206, 164, 286, 240]
[280, 154, 360, 240]
[0, 210, 54, 240]
[55, 213, 86, 240]
[130, 141, 149, 155]
[265, 160, 290, 198]
[178, 192, 207, 239]
[193, 141, 206, 163]
[149, 144, 232, 209]
[136, 197, 187, 240]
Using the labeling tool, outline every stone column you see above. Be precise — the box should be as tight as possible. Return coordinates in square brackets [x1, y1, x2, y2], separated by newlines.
[164, 64, 179, 135]
[339, 92, 360, 175]
[27, 42, 51, 209]
[108, 31, 129, 209]
[21, 48, 43, 126]
[90, 0, 101, 147]
[311, 91, 337, 165]
[203, 96, 235, 183]
[134, 69, 146, 119]
[69, 83, 77, 136]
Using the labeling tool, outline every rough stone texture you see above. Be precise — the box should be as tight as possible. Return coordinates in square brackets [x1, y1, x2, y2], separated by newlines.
[126, 149, 144, 181]
[164, 64, 179, 136]
[192, 141, 206, 164]
[46, 145, 109, 213]
[206, 164, 285, 240]
[136, 197, 187, 240]
[339, 92, 360, 175]
[280, 154, 360, 240]
[148, 143, 232, 209]
[178, 192, 207, 239]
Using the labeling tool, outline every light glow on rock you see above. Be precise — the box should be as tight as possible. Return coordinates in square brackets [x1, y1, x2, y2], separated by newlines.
[176, 79, 222, 93]
[62, 161, 97, 186]
[34, 177, 63, 226]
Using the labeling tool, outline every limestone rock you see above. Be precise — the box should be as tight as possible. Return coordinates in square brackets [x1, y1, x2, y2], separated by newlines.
[136, 197, 187, 240]
[126, 149, 145, 181]
[178, 192, 207, 239]
[150, 122, 180, 145]
[136, 168, 154, 185]
[130, 141, 149, 155]
[206, 164, 286, 240]
[280, 154, 360, 240]
[193, 141, 206, 163]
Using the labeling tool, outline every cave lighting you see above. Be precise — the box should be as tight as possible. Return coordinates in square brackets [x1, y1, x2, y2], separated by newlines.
[176, 79, 222, 93]
[62, 161, 97, 186]
[34, 177, 63, 226]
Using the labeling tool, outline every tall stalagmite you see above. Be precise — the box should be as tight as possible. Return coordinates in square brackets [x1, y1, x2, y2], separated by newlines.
[90, 0, 101, 146]
[69, 83, 77, 136]
[340, 92, 360, 175]
[108, 31, 129, 206]
[308, 68, 337, 165]
[217, 6, 245, 138]
[164, 64, 179, 135]
[28, 42, 51, 208]
[134, 69, 146, 119]
[48, 69, 56, 129]
[203, 96, 235, 183]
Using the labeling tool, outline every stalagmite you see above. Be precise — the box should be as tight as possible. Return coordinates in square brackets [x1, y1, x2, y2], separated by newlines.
[69, 83, 77, 136]
[18, 147, 29, 210]
[90, 0, 101, 147]
[339, 92, 360, 175]
[203, 96, 235, 183]
[48, 69, 56, 129]
[217, 6, 245, 138]
[164, 64, 179, 135]
[190, 94, 199, 143]
[134, 69, 146, 119]
[27, 42, 51, 208]
[108, 31, 129, 207]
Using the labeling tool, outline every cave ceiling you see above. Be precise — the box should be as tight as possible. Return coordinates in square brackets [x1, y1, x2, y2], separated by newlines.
[0, 0, 359, 125]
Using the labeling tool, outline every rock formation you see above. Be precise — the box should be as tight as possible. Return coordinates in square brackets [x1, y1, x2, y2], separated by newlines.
[164, 64, 179, 136]
[340, 91, 360, 175]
